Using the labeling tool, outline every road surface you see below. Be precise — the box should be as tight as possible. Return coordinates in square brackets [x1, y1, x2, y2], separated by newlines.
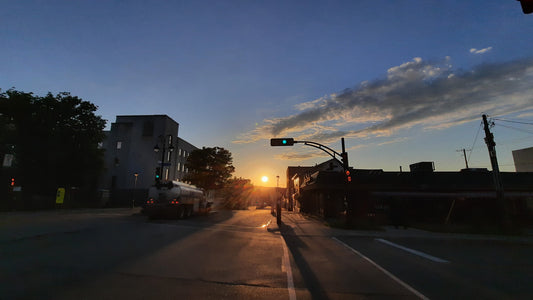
[1, 208, 531, 299]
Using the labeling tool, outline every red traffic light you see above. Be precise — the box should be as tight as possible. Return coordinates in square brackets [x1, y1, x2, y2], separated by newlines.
[345, 170, 352, 182]
[10, 177, 15, 186]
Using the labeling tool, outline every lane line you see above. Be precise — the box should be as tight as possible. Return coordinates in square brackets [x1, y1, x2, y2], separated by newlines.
[280, 235, 297, 300]
[332, 237, 430, 300]
[375, 238, 450, 263]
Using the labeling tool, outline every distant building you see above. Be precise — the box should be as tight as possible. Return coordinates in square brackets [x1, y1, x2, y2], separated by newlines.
[286, 159, 343, 211]
[513, 146, 533, 172]
[100, 115, 198, 205]
[288, 159, 533, 225]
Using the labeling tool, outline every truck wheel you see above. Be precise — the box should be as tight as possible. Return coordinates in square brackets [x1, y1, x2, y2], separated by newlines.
[177, 206, 185, 219]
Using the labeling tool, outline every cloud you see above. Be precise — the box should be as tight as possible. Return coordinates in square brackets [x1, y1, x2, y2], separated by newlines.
[235, 56, 533, 152]
[470, 47, 493, 54]
[515, 110, 533, 119]
[274, 151, 328, 161]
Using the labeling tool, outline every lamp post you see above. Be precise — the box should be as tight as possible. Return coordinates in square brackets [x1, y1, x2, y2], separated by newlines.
[132, 172, 138, 208]
[276, 175, 281, 225]
[154, 135, 174, 183]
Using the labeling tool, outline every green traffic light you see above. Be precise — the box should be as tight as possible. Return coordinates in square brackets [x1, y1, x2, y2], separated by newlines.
[270, 138, 295, 146]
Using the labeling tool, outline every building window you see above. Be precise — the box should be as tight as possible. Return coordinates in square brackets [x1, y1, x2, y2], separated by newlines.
[116, 141, 122, 149]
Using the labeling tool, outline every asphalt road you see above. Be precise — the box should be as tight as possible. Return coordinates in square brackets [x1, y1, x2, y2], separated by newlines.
[1, 208, 531, 299]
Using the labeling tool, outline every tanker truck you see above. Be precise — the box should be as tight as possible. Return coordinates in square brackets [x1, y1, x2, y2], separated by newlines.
[143, 181, 211, 219]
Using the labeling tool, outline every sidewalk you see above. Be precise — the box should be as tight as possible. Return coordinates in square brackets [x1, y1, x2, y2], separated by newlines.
[275, 211, 533, 244]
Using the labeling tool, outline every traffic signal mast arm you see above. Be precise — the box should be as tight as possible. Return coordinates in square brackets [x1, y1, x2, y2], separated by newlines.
[296, 140, 346, 169]
[270, 138, 349, 172]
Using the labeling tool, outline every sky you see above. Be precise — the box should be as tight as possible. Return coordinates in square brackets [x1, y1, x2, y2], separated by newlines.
[2, 1, 533, 187]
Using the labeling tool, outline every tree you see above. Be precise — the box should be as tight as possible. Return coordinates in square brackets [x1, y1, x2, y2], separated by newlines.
[183, 147, 235, 190]
[0, 89, 106, 209]
[220, 177, 254, 209]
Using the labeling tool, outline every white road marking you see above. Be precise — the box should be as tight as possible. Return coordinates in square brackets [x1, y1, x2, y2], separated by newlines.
[375, 238, 450, 263]
[332, 237, 430, 300]
[261, 219, 272, 228]
[281, 235, 297, 300]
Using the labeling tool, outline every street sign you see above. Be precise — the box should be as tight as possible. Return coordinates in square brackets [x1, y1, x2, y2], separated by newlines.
[56, 188, 65, 204]
[3, 154, 13, 167]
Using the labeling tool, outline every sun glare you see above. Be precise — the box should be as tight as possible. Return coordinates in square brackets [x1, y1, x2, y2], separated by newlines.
[261, 176, 269, 183]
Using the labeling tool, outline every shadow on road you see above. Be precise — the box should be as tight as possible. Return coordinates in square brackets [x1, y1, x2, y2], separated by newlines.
[145, 208, 236, 226]
[1, 208, 237, 299]
[280, 222, 330, 300]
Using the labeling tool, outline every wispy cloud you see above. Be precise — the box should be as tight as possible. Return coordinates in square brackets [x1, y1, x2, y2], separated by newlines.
[235, 56, 533, 152]
[515, 110, 533, 119]
[274, 151, 328, 161]
[470, 47, 493, 54]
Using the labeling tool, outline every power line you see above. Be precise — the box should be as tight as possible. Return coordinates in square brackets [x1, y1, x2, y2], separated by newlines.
[468, 122, 483, 163]
[496, 123, 533, 135]
[493, 118, 533, 125]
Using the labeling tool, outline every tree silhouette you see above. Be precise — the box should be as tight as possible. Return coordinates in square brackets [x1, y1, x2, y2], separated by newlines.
[1, 89, 106, 208]
[183, 147, 235, 190]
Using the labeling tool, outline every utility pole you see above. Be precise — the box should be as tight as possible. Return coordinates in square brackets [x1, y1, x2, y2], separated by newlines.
[456, 148, 470, 169]
[482, 114, 508, 226]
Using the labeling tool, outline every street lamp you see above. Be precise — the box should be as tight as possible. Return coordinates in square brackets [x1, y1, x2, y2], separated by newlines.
[154, 135, 175, 183]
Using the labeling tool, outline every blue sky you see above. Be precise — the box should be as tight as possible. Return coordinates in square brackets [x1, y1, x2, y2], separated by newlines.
[2, 1, 533, 186]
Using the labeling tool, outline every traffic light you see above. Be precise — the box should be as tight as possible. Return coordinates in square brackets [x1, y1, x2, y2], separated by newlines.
[155, 167, 161, 181]
[518, 0, 533, 14]
[345, 170, 352, 182]
[10, 177, 15, 186]
[270, 138, 295, 146]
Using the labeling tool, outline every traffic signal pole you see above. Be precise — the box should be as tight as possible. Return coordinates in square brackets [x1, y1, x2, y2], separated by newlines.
[271, 137, 351, 225]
